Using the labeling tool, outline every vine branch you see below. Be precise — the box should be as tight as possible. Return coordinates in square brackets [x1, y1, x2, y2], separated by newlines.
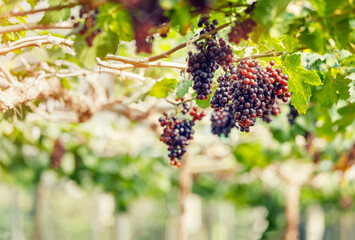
[148, 22, 231, 62]
[0, 22, 73, 34]
[0, 34, 74, 56]
[1, 3, 78, 17]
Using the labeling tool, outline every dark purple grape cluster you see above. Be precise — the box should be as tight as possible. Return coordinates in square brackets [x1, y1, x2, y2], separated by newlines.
[51, 139, 65, 169]
[159, 106, 206, 167]
[263, 102, 281, 123]
[211, 104, 237, 137]
[120, 0, 169, 53]
[73, 5, 101, 47]
[228, 18, 257, 45]
[288, 103, 299, 125]
[210, 73, 232, 109]
[228, 3, 257, 45]
[227, 59, 291, 132]
[187, 17, 235, 100]
[187, 40, 218, 100]
[159, 116, 194, 167]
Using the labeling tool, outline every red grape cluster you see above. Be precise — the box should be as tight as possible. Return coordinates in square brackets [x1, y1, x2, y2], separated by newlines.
[228, 3, 257, 45]
[266, 60, 291, 102]
[159, 106, 206, 167]
[73, 5, 101, 47]
[211, 104, 237, 137]
[227, 59, 290, 132]
[51, 139, 65, 169]
[120, 0, 169, 53]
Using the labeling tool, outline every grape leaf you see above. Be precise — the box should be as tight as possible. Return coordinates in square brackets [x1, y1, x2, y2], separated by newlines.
[195, 95, 211, 109]
[95, 29, 119, 58]
[253, 0, 292, 31]
[309, 0, 348, 16]
[170, 2, 191, 35]
[73, 35, 97, 69]
[282, 35, 301, 53]
[27, 0, 37, 9]
[39, 0, 70, 24]
[316, 74, 350, 107]
[335, 104, 355, 131]
[299, 22, 329, 54]
[176, 78, 192, 98]
[147, 78, 178, 98]
[283, 54, 322, 114]
[347, 72, 355, 103]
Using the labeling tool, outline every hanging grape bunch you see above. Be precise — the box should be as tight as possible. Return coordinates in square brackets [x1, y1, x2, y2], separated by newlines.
[211, 104, 237, 137]
[159, 104, 206, 167]
[227, 59, 291, 132]
[228, 2, 257, 44]
[187, 17, 234, 100]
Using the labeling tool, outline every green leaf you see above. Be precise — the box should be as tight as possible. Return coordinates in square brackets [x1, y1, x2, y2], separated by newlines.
[73, 35, 97, 69]
[309, 0, 348, 16]
[233, 142, 269, 169]
[335, 104, 355, 131]
[253, 0, 292, 31]
[170, 2, 191, 35]
[347, 72, 355, 103]
[95, 30, 119, 58]
[330, 16, 352, 51]
[147, 78, 178, 98]
[299, 22, 328, 54]
[316, 74, 350, 107]
[27, 0, 37, 9]
[195, 95, 211, 109]
[60, 78, 71, 90]
[283, 54, 322, 114]
[39, 0, 70, 24]
[282, 35, 301, 53]
[104, 7, 133, 42]
[176, 78, 191, 98]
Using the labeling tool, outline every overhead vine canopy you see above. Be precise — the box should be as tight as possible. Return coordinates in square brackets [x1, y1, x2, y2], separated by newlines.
[0, 0, 354, 168]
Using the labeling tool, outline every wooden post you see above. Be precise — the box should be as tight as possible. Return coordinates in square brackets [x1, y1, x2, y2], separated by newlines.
[284, 182, 301, 240]
[178, 155, 193, 240]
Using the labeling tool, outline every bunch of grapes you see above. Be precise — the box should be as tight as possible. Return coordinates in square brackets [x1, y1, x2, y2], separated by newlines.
[265, 60, 291, 102]
[228, 3, 257, 44]
[159, 106, 206, 167]
[51, 139, 65, 169]
[119, 0, 169, 53]
[211, 104, 237, 137]
[263, 103, 281, 123]
[227, 59, 290, 132]
[288, 103, 299, 125]
[187, 17, 235, 100]
[73, 5, 101, 47]
[210, 73, 232, 110]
